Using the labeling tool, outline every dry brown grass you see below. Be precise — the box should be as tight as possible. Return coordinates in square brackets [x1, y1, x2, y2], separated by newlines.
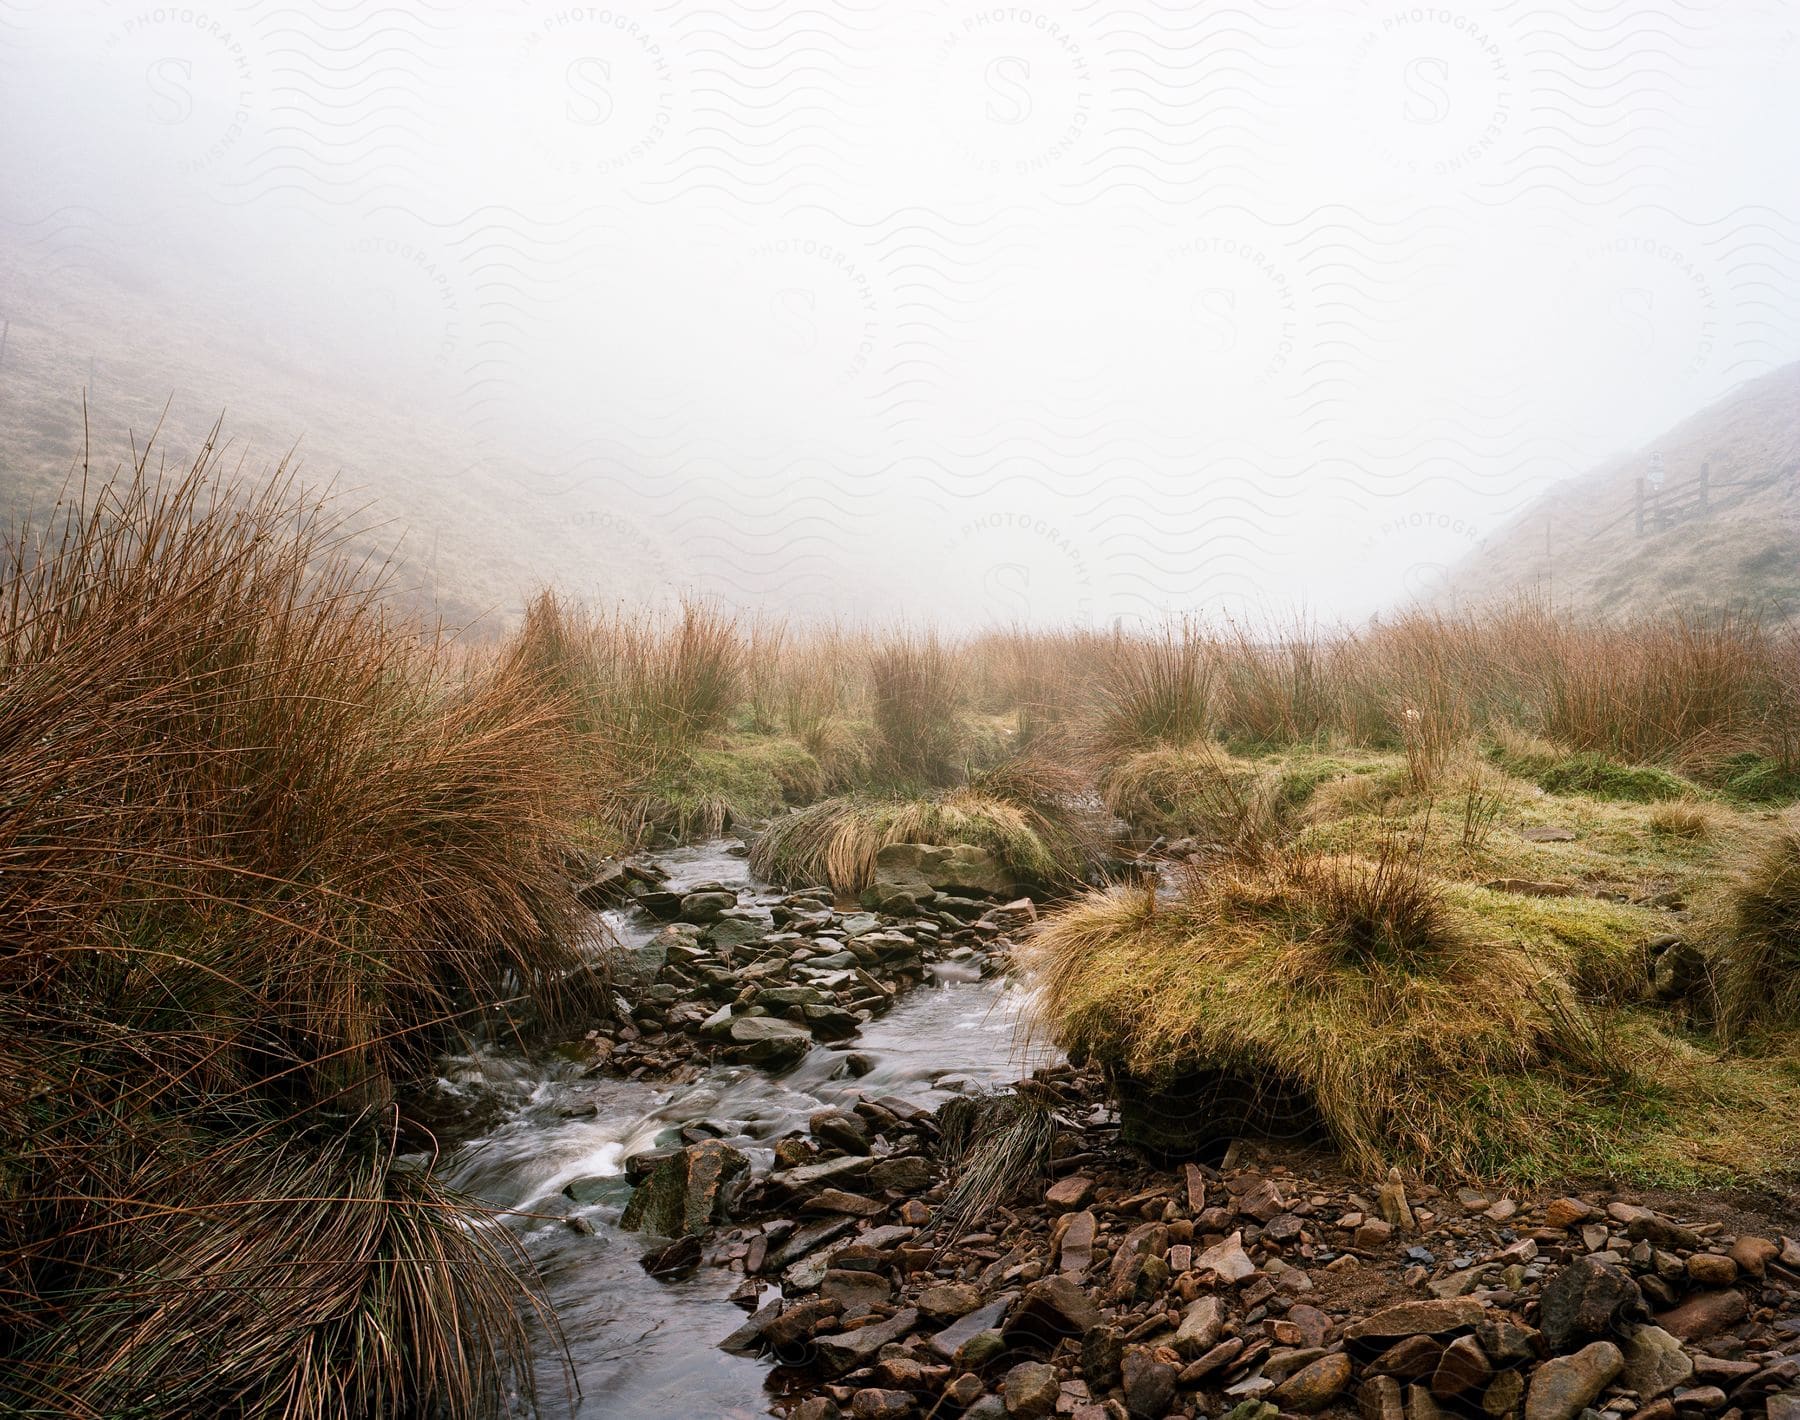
[0, 432, 597, 1415]
[1025, 844, 1629, 1178]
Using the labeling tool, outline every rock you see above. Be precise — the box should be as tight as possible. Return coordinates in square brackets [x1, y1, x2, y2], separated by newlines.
[870, 841, 1021, 901]
[679, 889, 737, 922]
[821, 1268, 892, 1315]
[1726, 1234, 1776, 1278]
[919, 1282, 984, 1322]
[1475, 1316, 1539, 1366]
[727, 1014, 812, 1069]
[719, 1297, 786, 1355]
[1524, 1341, 1623, 1420]
[958, 1331, 1008, 1371]
[1175, 1295, 1226, 1359]
[1345, 1297, 1490, 1341]
[1106, 1220, 1170, 1303]
[1379, 1168, 1417, 1231]
[1289, 1304, 1332, 1349]
[1619, 1324, 1693, 1399]
[1081, 1324, 1125, 1387]
[1003, 1276, 1102, 1348]
[945, 1374, 986, 1407]
[1056, 1209, 1098, 1274]
[1182, 1337, 1246, 1382]
[1238, 1176, 1288, 1222]
[1481, 1369, 1524, 1418]
[1361, 1375, 1407, 1420]
[851, 1390, 915, 1420]
[1122, 1347, 1179, 1418]
[1193, 1230, 1258, 1284]
[709, 913, 772, 952]
[813, 1308, 920, 1377]
[562, 1174, 633, 1208]
[929, 1294, 1015, 1361]
[1543, 1198, 1594, 1229]
[1684, 1253, 1739, 1287]
[619, 1140, 748, 1237]
[1650, 940, 1705, 999]
[1538, 1258, 1645, 1351]
[1655, 1288, 1747, 1341]
[1222, 1404, 1280, 1420]
[640, 1234, 702, 1277]
[794, 1400, 843, 1420]
[760, 1297, 841, 1353]
[810, 1108, 873, 1155]
[1373, 1336, 1446, 1380]
[1406, 1381, 1445, 1420]
[1045, 1174, 1095, 1210]
[1767, 1397, 1800, 1420]
[868, 1156, 933, 1193]
[1431, 1335, 1494, 1398]
[804, 1188, 885, 1217]
[1271, 1353, 1352, 1413]
[1002, 1360, 1060, 1419]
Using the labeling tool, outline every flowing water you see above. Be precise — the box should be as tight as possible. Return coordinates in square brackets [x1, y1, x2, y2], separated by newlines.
[432, 841, 1057, 1419]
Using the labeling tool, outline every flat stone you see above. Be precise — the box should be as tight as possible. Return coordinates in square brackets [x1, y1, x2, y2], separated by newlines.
[1045, 1174, 1095, 1210]
[918, 1282, 984, 1322]
[867, 1155, 932, 1193]
[812, 1307, 920, 1377]
[1175, 1295, 1226, 1358]
[803, 1188, 885, 1217]
[820, 1268, 893, 1316]
[930, 1293, 1016, 1361]
[1193, 1229, 1257, 1284]
[1345, 1297, 1490, 1341]
[1524, 1341, 1623, 1420]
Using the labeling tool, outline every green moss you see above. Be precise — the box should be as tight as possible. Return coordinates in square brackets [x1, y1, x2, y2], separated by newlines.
[637, 735, 824, 838]
[1485, 738, 1695, 804]
[1713, 752, 1800, 804]
[1451, 884, 1655, 1000]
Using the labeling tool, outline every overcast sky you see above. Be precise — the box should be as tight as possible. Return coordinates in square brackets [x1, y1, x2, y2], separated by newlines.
[3, 1, 1798, 626]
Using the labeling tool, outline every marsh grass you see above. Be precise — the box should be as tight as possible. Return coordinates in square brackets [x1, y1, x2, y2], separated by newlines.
[1027, 841, 1647, 1178]
[0, 434, 596, 1415]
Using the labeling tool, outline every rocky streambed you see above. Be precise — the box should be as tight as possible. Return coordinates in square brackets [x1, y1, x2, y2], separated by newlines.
[418, 841, 1800, 1420]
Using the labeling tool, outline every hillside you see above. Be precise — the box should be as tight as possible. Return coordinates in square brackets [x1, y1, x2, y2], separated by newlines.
[1438, 362, 1800, 617]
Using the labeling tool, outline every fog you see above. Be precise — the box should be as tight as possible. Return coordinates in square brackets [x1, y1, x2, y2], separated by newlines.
[3, 2, 1798, 627]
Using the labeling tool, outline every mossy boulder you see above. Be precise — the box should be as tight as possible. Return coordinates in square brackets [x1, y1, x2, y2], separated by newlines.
[620, 1140, 749, 1237]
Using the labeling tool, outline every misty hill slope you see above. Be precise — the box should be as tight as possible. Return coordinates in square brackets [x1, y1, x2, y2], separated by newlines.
[1439, 363, 1800, 617]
